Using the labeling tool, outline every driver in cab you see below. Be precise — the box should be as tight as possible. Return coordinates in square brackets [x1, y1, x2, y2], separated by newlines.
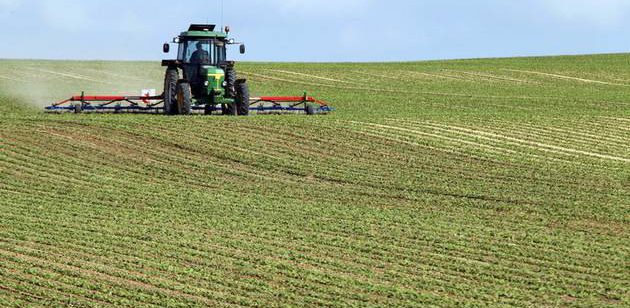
[190, 42, 210, 64]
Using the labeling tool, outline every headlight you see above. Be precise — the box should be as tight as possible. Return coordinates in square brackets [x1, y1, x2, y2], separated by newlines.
[204, 81, 209, 86]
[222, 81, 227, 87]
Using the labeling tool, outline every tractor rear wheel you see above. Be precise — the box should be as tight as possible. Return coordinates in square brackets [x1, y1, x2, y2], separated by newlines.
[176, 82, 192, 115]
[163, 68, 178, 115]
[235, 80, 249, 116]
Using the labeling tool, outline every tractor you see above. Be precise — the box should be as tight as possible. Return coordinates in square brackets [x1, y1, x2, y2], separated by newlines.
[161, 24, 248, 116]
[46, 24, 333, 115]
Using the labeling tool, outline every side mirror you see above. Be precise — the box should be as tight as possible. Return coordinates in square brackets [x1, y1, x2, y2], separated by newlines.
[163, 43, 170, 53]
[240, 44, 246, 54]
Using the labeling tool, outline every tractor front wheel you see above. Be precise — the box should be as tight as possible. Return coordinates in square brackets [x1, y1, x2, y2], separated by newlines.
[235, 80, 249, 116]
[176, 82, 192, 115]
[204, 94, 215, 115]
[221, 103, 233, 116]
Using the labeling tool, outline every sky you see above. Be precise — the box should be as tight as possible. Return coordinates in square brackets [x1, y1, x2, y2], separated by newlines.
[1, 0, 630, 62]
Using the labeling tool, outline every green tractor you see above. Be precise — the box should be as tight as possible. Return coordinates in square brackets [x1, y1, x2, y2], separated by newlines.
[161, 24, 248, 116]
[46, 24, 333, 115]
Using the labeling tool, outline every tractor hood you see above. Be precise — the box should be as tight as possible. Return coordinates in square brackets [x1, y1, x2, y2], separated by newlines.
[203, 66, 225, 95]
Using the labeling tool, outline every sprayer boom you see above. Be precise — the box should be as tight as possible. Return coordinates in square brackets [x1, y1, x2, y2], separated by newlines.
[46, 92, 334, 115]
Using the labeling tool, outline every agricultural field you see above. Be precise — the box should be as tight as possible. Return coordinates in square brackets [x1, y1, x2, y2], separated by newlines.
[0, 54, 628, 306]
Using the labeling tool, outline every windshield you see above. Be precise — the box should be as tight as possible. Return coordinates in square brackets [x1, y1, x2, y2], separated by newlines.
[178, 39, 226, 65]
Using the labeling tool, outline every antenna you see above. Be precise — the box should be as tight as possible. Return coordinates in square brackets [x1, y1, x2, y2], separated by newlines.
[220, 0, 224, 30]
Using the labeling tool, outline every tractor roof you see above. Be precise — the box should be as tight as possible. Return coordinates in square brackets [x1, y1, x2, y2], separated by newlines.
[180, 24, 227, 39]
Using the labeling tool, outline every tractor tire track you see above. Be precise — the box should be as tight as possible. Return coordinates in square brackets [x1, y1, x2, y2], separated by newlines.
[332, 126, 604, 193]
[498, 120, 629, 145]
[495, 123, 630, 153]
[350, 121, 530, 157]
[241, 70, 559, 101]
[599, 116, 630, 125]
[400, 70, 470, 82]
[426, 119, 630, 155]
[0, 75, 26, 82]
[350, 70, 406, 81]
[24, 67, 112, 84]
[502, 69, 628, 86]
[266, 69, 363, 85]
[80, 68, 148, 82]
[550, 119, 630, 139]
[384, 120, 594, 167]
[350, 124, 536, 165]
[424, 122, 630, 163]
[349, 121, 599, 172]
[375, 119, 609, 167]
[239, 121, 552, 186]
[444, 70, 541, 85]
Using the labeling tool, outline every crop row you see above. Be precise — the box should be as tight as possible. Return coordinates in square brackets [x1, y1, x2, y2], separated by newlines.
[1, 200, 628, 306]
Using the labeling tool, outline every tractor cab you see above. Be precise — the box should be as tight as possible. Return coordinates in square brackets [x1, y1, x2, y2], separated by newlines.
[161, 24, 249, 115]
[179, 39, 225, 64]
[176, 38, 227, 97]
[165, 24, 233, 64]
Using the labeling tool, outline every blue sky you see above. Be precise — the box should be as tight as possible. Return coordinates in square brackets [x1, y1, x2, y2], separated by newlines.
[1, 0, 630, 62]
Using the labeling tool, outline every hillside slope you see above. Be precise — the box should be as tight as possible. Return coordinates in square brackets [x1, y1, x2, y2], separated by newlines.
[0, 54, 628, 306]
